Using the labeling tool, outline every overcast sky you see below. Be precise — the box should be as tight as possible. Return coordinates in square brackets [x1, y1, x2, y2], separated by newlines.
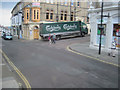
[0, 2, 18, 26]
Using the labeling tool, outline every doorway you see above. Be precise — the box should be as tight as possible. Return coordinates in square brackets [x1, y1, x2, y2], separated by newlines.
[33, 26, 39, 40]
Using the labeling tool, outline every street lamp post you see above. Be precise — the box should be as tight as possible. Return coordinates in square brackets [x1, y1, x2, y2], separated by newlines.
[98, 1, 110, 55]
[98, 1, 103, 55]
[56, 2, 59, 22]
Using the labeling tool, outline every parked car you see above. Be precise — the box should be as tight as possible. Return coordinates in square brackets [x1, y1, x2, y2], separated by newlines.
[3, 33, 13, 40]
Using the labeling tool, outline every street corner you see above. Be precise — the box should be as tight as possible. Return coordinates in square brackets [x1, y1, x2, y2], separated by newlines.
[67, 43, 119, 67]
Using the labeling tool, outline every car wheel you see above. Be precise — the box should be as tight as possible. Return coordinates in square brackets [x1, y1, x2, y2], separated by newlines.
[56, 36, 61, 40]
[82, 32, 85, 37]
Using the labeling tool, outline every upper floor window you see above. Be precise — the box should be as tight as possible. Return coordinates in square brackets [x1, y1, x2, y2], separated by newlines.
[60, 11, 67, 21]
[37, 10, 39, 19]
[27, 10, 29, 19]
[46, 9, 54, 20]
[77, 1, 80, 7]
[32, 9, 40, 20]
[61, 0, 64, 5]
[34, 10, 36, 19]
[50, 10, 53, 19]
[71, 0, 74, 6]
[46, 0, 49, 3]
[51, 0, 53, 4]
[64, 11, 67, 20]
[61, 11, 63, 20]
[65, 0, 67, 5]
[70, 12, 74, 21]
[46, 10, 49, 19]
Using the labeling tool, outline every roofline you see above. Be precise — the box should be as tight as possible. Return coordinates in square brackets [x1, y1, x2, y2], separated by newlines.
[11, 1, 22, 14]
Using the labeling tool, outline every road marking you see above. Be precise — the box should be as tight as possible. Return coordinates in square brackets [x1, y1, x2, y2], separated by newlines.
[67, 46, 119, 67]
[0, 49, 31, 90]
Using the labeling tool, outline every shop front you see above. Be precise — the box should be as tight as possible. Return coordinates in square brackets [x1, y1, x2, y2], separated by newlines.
[89, 5, 119, 52]
[113, 24, 120, 48]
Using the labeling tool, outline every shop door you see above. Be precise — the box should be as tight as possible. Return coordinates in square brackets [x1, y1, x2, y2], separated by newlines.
[34, 29, 39, 40]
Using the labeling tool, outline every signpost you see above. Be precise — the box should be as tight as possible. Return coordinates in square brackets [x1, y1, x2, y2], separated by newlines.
[98, 1, 110, 55]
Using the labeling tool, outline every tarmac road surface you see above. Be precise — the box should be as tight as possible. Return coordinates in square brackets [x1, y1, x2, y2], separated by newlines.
[2, 36, 118, 88]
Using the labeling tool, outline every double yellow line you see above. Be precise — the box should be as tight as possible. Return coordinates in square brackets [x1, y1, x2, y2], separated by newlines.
[0, 49, 31, 90]
[67, 46, 119, 67]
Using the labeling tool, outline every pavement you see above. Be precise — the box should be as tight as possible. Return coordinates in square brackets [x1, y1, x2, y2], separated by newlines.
[0, 38, 21, 89]
[0, 57, 20, 89]
[69, 42, 119, 67]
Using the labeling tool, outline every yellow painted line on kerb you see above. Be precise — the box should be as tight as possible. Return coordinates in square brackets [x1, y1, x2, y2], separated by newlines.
[67, 46, 119, 67]
[0, 49, 31, 90]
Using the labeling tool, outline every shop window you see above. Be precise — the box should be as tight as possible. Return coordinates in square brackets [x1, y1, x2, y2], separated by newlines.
[113, 24, 120, 37]
[113, 24, 120, 48]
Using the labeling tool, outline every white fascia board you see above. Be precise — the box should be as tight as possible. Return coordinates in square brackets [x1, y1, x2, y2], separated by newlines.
[88, 5, 118, 13]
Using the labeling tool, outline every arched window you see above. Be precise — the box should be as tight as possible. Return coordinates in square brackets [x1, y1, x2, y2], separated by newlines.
[71, 12, 74, 21]
[64, 11, 67, 21]
[46, 9, 49, 19]
[61, 11, 63, 20]
[77, 1, 80, 7]
[50, 10, 53, 19]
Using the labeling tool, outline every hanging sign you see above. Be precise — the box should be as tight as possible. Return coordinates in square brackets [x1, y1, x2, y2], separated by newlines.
[32, 3, 40, 6]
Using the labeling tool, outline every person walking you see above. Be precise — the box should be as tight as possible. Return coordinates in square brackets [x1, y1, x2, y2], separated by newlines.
[48, 34, 51, 44]
[52, 33, 56, 44]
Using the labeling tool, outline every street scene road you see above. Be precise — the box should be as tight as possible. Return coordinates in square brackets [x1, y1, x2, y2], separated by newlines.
[2, 36, 118, 88]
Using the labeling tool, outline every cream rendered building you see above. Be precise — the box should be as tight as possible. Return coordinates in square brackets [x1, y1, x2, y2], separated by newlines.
[11, 0, 89, 40]
[89, 2, 120, 52]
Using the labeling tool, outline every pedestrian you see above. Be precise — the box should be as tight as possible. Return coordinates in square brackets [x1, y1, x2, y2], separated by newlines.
[111, 38, 117, 57]
[52, 33, 56, 44]
[48, 34, 51, 44]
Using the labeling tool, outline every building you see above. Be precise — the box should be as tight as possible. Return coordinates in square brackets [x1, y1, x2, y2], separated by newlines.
[11, 0, 89, 40]
[89, 1, 120, 52]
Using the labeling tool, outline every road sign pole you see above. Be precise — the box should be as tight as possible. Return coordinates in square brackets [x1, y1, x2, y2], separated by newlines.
[98, 1, 103, 55]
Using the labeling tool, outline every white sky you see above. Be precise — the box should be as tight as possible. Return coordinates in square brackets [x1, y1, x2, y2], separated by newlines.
[0, 8, 12, 26]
